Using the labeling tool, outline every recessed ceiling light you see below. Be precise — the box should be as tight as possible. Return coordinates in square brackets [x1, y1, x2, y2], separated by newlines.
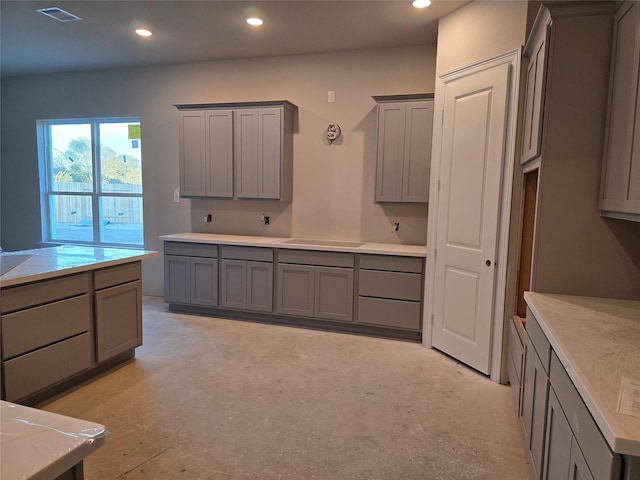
[135, 28, 153, 37]
[246, 17, 264, 26]
[412, 0, 431, 8]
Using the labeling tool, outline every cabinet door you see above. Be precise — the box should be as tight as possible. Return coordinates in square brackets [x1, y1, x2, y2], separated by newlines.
[276, 264, 315, 317]
[246, 261, 273, 312]
[191, 258, 218, 307]
[522, 337, 550, 479]
[235, 109, 260, 198]
[220, 259, 246, 309]
[569, 437, 594, 480]
[601, 1, 640, 215]
[179, 111, 206, 196]
[258, 108, 282, 199]
[375, 103, 406, 202]
[314, 267, 354, 322]
[402, 101, 433, 203]
[164, 255, 190, 304]
[521, 23, 549, 164]
[95, 281, 143, 363]
[206, 110, 234, 198]
[543, 388, 573, 480]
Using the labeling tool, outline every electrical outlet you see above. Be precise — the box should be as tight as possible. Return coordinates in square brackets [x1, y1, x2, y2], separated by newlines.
[203, 214, 212, 223]
[173, 187, 180, 203]
[328, 90, 335, 103]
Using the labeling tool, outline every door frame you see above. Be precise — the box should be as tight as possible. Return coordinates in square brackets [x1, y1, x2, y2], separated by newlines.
[423, 48, 521, 383]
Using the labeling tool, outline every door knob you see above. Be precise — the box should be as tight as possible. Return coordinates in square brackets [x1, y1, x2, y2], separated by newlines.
[486, 260, 492, 267]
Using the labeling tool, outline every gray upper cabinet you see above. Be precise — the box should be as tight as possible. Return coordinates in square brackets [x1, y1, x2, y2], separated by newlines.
[373, 94, 434, 203]
[521, 11, 549, 164]
[600, 1, 640, 221]
[176, 101, 295, 201]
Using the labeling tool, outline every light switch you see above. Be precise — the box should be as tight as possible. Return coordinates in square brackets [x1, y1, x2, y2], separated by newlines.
[328, 90, 335, 103]
[173, 187, 180, 203]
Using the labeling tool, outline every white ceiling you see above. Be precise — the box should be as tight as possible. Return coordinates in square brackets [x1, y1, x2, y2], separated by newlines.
[0, 0, 469, 78]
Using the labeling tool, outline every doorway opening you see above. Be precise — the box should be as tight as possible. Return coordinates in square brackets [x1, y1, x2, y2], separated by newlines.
[516, 167, 539, 320]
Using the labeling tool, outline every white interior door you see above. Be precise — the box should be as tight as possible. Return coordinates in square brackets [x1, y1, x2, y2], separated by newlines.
[430, 60, 512, 375]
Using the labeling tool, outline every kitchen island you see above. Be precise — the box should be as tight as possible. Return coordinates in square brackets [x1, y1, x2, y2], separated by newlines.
[0, 246, 157, 405]
[161, 233, 427, 340]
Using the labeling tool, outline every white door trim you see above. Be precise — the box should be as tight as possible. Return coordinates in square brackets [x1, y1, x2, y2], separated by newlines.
[423, 48, 521, 383]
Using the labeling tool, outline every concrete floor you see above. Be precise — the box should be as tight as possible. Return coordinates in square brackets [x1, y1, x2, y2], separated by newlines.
[41, 296, 530, 480]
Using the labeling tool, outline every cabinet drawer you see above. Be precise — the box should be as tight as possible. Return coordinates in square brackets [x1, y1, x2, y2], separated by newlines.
[359, 270, 422, 301]
[278, 250, 354, 268]
[2, 294, 91, 360]
[221, 245, 273, 262]
[357, 297, 421, 331]
[509, 317, 525, 383]
[164, 241, 218, 258]
[359, 254, 423, 273]
[2, 332, 92, 402]
[550, 352, 621, 480]
[1, 273, 90, 314]
[526, 308, 551, 374]
[94, 261, 141, 290]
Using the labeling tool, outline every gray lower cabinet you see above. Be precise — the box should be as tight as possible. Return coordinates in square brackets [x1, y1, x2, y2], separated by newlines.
[164, 242, 218, 307]
[94, 262, 143, 363]
[220, 246, 274, 312]
[276, 250, 354, 322]
[0, 273, 93, 402]
[517, 307, 622, 480]
[357, 254, 423, 330]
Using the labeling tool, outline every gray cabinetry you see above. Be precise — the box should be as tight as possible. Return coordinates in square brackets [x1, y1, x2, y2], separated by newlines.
[176, 101, 295, 201]
[521, 11, 549, 164]
[518, 306, 623, 480]
[0, 273, 93, 402]
[357, 254, 423, 330]
[507, 316, 525, 414]
[164, 242, 218, 307]
[94, 262, 143, 363]
[220, 246, 273, 312]
[373, 94, 434, 203]
[179, 109, 234, 197]
[276, 250, 354, 322]
[600, 0, 640, 221]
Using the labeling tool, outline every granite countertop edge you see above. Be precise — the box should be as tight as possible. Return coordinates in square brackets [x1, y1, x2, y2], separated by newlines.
[159, 233, 427, 257]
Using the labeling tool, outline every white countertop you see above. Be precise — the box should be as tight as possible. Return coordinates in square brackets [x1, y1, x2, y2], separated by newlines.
[0, 401, 106, 480]
[0, 246, 158, 288]
[524, 292, 640, 456]
[160, 233, 427, 257]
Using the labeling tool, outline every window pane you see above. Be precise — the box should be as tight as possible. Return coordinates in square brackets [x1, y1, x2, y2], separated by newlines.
[99, 122, 142, 194]
[49, 194, 94, 242]
[49, 124, 93, 192]
[99, 196, 143, 246]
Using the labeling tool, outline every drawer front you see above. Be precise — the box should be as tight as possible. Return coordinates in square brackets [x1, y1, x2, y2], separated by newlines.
[550, 352, 621, 480]
[357, 297, 421, 331]
[509, 317, 524, 383]
[526, 308, 551, 374]
[221, 245, 273, 262]
[164, 241, 218, 258]
[278, 249, 354, 268]
[359, 254, 423, 273]
[359, 270, 422, 301]
[1, 273, 90, 314]
[2, 332, 92, 402]
[94, 261, 141, 290]
[2, 294, 91, 360]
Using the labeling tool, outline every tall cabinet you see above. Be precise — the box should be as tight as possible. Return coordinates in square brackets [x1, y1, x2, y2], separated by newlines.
[176, 101, 296, 201]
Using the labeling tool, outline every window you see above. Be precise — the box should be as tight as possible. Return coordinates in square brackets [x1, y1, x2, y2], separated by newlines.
[38, 118, 144, 247]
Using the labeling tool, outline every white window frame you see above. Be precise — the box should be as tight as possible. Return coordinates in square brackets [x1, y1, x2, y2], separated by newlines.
[37, 117, 144, 248]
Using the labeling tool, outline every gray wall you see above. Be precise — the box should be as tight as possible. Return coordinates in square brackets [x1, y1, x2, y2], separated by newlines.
[0, 45, 435, 295]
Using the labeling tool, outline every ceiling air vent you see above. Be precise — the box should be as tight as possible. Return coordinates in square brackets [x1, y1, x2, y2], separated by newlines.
[36, 7, 82, 22]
